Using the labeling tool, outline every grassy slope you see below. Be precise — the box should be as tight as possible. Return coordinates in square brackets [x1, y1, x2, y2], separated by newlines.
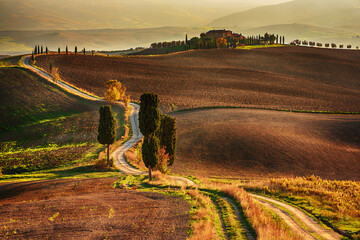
[36, 47, 360, 112]
[170, 108, 360, 180]
[0, 66, 125, 174]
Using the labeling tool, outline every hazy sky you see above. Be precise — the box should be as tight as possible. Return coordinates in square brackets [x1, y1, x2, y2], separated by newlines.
[0, 0, 292, 30]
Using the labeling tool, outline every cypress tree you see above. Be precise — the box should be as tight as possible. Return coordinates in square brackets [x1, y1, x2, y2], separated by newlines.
[31, 51, 34, 62]
[46, 47, 48, 54]
[157, 114, 177, 166]
[276, 35, 279, 44]
[139, 93, 161, 180]
[66, 46, 68, 55]
[34, 46, 37, 55]
[283, 36, 285, 45]
[83, 48, 86, 55]
[58, 47, 60, 55]
[97, 105, 117, 167]
[38, 45, 40, 54]
[41, 46, 43, 54]
[75, 46, 77, 55]
[142, 136, 159, 177]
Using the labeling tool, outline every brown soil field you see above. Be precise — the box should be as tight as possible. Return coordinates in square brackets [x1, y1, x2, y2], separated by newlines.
[36, 47, 360, 112]
[170, 108, 360, 180]
[0, 178, 190, 239]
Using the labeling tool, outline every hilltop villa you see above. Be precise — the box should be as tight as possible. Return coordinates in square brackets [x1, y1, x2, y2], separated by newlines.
[206, 29, 244, 40]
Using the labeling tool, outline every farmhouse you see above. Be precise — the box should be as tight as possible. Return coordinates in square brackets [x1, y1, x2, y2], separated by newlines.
[206, 29, 243, 40]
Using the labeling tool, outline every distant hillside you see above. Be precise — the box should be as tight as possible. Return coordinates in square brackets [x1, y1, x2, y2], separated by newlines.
[238, 23, 360, 45]
[210, 0, 360, 33]
[0, 27, 210, 55]
[0, 0, 285, 31]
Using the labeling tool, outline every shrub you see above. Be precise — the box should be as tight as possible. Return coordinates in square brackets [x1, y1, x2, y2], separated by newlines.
[153, 147, 170, 174]
[94, 157, 115, 170]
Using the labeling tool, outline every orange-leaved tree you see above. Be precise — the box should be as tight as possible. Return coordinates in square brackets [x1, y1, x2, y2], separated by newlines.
[104, 79, 127, 103]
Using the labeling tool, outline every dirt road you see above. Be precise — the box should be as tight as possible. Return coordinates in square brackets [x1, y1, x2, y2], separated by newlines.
[251, 194, 341, 240]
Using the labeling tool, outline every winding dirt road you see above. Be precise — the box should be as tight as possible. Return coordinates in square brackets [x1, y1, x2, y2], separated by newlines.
[23, 55, 341, 238]
[22, 55, 194, 186]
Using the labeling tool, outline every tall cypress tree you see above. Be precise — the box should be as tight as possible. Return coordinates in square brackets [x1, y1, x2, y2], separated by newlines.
[139, 93, 161, 181]
[46, 47, 48, 54]
[34, 46, 37, 55]
[66, 46, 68, 55]
[31, 51, 34, 62]
[283, 36, 285, 45]
[75, 46, 77, 55]
[97, 105, 117, 167]
[41, 46, 43, 54]
[157, 114, 177, 166]
[58, 47, 60, 55]
[83, 48, 86, 55]
[276, 35, 279, 44]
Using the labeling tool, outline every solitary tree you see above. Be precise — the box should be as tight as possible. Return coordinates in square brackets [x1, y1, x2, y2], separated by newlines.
[157, 114, 177, 166]
[58, 47, 60, 55]
[139, 93, 161, 180]
[83, 48, 86, 55]
[97, 105, 117, 167]
[104, 79, 127, 103]
[66, 46, 68, 55]
[46, 47, 48, 54]
[75, 46, 77, 55]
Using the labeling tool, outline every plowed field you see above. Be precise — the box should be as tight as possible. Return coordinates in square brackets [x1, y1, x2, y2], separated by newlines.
[0, 178, 190, 239]
[36, 47, 360, 112]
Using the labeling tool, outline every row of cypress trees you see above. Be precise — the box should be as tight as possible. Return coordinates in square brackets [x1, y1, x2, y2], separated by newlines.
[33, 46, 86, 56]
[97, 93, 176, 181]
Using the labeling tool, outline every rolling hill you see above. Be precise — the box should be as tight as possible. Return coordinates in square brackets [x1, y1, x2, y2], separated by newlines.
[210, 0, 360, 31]
[0, 27, 210, 55]
[171, 108, 360, 180]
[236, 23, 360, 46]
[0, 63, 124, 172]
[210, 0, 360, 45]
[0, 0, 289, 31]
[36, 47, 360, 113]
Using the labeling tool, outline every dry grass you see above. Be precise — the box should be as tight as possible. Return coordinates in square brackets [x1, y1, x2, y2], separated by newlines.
[124, 140, 147, 171]
[221, 186, 302, 240]
[36, 47, 360, 112]
[241, 176, 360, 237]
[269, 176, 360, 219]
[187, 189, 221, 240]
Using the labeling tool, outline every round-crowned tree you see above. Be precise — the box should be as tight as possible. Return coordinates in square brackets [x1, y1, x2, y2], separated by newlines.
[97, 105, 117, 167]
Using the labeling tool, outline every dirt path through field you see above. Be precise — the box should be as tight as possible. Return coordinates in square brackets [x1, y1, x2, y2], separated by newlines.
[22, 55, 195, 186]
[251, 194, 341, 240]
[23, 55, 340, 238]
